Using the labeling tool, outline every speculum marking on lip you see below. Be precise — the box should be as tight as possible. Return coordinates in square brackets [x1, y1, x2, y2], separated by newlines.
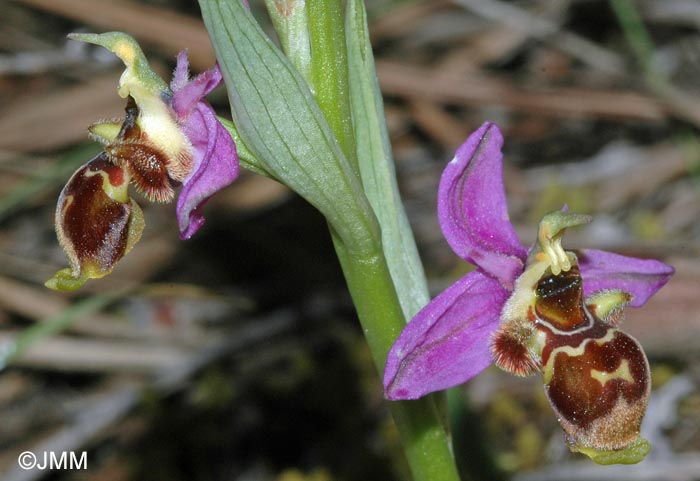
[535, 266, 587, 330]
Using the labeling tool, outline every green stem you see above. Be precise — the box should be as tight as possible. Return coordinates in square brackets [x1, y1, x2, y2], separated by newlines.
[264, 0, 312, 83]
[307, 0, 359, 177]
[304, 2, 461, 480]
[332, 239, 461, 481]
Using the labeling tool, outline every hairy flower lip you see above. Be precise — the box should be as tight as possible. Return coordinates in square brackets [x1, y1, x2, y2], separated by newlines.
[383, 121, 674, 401]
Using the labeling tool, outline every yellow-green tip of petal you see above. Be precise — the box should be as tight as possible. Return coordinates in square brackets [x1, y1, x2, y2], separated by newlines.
[68, 32, 139, 63]
[88, 120, 122, 145]
[67, 32, 168, 96]
[574, 438, 651, 465]
[45, 268, 89, 291]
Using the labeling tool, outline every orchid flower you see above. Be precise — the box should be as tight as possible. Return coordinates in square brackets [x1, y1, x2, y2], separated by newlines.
[383, 122, 674, 465]
[46, 32, 238, 291]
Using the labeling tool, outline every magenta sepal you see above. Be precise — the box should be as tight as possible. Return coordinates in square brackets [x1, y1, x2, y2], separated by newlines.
[384, 270, 509, 400]
[171, 51, 239, 240]
[578, 249, 674, 307]
[438, 122, 526, 290]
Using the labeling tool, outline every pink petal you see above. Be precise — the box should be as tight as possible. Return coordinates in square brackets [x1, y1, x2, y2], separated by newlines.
[384, 270, 509, 400]
[578, 249, 674, 307]
[438, 122, 527, 290]
[176, 101, 238, 239]
[171, 50, 190, 92]
[172, 61, 223, 120]
[170, 50, 238, 239]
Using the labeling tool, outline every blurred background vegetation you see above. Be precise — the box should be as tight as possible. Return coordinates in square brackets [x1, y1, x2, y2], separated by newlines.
[0, 0, 699, 480]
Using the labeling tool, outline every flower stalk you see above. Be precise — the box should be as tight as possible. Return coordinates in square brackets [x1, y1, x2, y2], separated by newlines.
[264, 0, 312, 84]
[295, 2, 461, 479]
[307, 0, 358, 177]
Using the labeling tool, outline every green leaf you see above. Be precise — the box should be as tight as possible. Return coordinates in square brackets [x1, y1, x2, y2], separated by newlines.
[199, 0, 379, 257]
[346, 0, 430, 319]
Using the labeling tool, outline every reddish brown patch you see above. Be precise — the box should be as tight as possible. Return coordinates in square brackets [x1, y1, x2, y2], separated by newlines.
[535, 266, 586, 329]
[546, 330, 649, 435]
[528, 263, 652, 451]
[105, 164, 126, 187]
[539, 320, 609, 367]
[57, 153, 132, 274]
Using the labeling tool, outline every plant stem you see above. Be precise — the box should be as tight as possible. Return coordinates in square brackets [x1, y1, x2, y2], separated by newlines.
[264, 0, 313, 83]
[307, 0, 359, 177]
[332, 241, 461, 481]
[305, 2, 461, 480]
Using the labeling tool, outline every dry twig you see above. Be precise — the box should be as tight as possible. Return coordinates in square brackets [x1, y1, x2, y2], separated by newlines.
[0, 310, 295, 481]
[377, 60, 666, 121]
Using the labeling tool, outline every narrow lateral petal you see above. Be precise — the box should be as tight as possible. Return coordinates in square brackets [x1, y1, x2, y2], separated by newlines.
[578, 249, 674, 307]
[170, 51, 238, 239]
[170, 50, 190, 92]
[384, 270, 509, 400]
[172, 63, 222, 118]
[438, 122, 526, 289]
[176, 101, 239, 239]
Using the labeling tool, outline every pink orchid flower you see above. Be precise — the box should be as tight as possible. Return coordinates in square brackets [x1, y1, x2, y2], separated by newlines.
[384, 122, 673, 464]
